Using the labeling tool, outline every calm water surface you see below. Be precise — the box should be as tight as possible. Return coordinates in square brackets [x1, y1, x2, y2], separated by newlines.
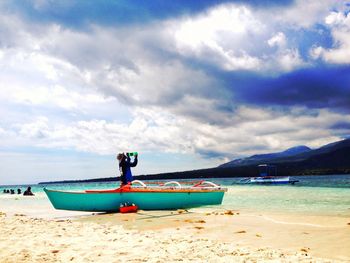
[1, 175, 349, 217]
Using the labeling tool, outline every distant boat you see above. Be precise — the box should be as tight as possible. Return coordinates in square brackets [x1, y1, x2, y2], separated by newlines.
[241, 164, 298, 185]
[44, 180, 227, 212]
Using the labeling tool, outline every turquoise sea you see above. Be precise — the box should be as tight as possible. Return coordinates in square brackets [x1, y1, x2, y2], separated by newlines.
[1, 175, 350, 218]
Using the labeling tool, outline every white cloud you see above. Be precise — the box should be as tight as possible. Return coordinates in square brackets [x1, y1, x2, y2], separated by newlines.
[0, 49, 114, 112]
[12, 84, 110, 110]
[0, 1, 348, 167]
[4, 110, 192, 155]
[309, 45, 323, 59]
[167, 2, 336, 73]
[2, 106, 348, 161]
[173, 5, 263, 48]
[0, 21, 218, 108]
[18, 116, 50, 139]
[276, 48, 305, 72]
[2, 0, 331, 117]
[310, 11, 350, 64]
[268, 32, 286, 48]
[266, 32, 305, 72]
[271, 0, 339, 28]
[170, 4, 265, 71]
[325, 11, 347, 25]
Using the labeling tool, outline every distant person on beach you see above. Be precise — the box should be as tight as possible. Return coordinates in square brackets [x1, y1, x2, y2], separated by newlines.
[117, 152, 138, 186]
[23, 187, 34, 196]
[10, 189, 15, 194]
[17, 189, 21, 194]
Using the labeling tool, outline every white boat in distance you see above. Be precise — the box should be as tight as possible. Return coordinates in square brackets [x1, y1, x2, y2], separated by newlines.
[242, 164, 298, 185]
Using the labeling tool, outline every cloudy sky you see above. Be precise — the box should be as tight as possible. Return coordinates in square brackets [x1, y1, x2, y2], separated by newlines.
[1, 0, 350, 184]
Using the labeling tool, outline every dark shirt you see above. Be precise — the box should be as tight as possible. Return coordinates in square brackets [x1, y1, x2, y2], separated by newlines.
[23, 190, 34, 196]
[119, 155, 138, 185]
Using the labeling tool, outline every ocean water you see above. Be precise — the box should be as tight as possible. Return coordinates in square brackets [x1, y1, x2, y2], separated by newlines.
[1, 175, 350, 218]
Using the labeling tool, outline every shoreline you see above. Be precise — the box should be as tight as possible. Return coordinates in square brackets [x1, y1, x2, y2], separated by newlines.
[35, 173, 350, 186]
[1, 208, 349, 262]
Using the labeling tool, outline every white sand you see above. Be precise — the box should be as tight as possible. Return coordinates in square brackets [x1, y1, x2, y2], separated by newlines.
[1, 210, 348, 263]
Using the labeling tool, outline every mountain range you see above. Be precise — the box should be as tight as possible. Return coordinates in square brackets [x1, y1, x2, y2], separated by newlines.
[219, 145, 312, 168]
[216, 138, 350, 174]
[40, 138, 350, 184]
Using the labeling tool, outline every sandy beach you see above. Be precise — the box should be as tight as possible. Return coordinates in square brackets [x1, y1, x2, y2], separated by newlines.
[1, 208, 349, 263]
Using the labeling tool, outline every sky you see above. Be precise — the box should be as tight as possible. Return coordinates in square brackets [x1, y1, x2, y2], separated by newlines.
[1, 0, 350, 184]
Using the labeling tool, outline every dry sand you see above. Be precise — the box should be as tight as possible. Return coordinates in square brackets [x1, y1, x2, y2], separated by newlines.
[1, 209, 349, 262]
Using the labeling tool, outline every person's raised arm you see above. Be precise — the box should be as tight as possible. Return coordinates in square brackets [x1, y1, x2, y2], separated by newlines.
[130, 155, 138, 167]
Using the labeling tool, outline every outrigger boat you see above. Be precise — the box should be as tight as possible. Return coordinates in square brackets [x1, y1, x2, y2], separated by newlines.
[240, 164, 299, 185]
[44, 180, 227, 212]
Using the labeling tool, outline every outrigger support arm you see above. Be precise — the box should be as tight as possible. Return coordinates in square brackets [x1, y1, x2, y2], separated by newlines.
[193, 181, 220, 188]
[164, 181, 182, 188]
[131, 180, 147, 187]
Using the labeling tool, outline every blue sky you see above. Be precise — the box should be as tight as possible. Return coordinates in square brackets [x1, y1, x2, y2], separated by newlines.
[1, 0, 350, 184]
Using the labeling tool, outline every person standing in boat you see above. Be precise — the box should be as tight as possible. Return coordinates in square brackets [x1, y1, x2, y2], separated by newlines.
[117, 152, 138, 186]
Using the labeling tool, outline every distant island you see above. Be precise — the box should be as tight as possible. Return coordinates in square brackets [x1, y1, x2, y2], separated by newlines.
[39, 138, 350, 184]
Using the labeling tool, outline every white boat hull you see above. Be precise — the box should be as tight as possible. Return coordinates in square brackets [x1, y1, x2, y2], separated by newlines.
[249, 176, 293, 184]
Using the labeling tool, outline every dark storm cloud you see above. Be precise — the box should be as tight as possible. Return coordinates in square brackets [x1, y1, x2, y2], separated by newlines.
[222, 66, 350, 112]
[331, 121, 350, 130]
[195, 149, 225, 159]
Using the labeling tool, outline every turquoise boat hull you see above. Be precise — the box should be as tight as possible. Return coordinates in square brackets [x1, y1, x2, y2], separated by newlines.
[44, 188, 226, 212]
